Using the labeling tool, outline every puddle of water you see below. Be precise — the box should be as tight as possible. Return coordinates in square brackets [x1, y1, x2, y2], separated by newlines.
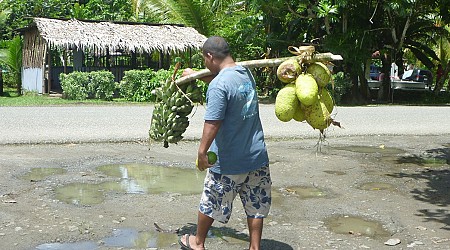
[334, 145, 405, 155]
[396, 155, 448, 166]
[358, 182, 395, 191]
[277, 186, 328, 199]
[35, 228, 176, 249]
[325, 216, 390, 238]
[55, 183, 105, 206]
[323, 170, 346, 175]
[103, 228, 177, 248]
[55, 164, 204, 205]
[21, 168, 66, 181]
[384, 155, 449, 168]
[96, 164, 204, 195]
[35, 241, 97, 250]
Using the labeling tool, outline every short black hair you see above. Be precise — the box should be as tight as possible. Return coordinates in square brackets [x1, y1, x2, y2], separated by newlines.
[202, 36, 230, 59]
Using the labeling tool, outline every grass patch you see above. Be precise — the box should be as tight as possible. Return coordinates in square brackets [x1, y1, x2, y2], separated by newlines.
[0, 88, 148, 106]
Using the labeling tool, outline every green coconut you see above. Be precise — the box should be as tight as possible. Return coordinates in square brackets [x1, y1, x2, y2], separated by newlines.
[295, 73, 319, 106]
[304, 99, 332, 132]
[277, 58, 301, 83]
[306, 62, 331, 87]
[293, 104, 306, 122]
[275, 83, 299, 122]
[319, 88, 334, 113]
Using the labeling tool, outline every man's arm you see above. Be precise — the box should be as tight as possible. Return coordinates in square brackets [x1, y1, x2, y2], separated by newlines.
[197, 120, 221, 171]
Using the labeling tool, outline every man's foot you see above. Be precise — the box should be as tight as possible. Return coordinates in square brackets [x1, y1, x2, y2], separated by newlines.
[178, 234, 205, 250]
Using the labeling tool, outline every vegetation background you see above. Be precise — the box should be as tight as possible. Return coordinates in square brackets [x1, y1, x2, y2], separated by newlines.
[1, 0, 450, 105]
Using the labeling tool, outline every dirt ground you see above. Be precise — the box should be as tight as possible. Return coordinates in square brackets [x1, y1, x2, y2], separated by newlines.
[1, 135, 449, 250]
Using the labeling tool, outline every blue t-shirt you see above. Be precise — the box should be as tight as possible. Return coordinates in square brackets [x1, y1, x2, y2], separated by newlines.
[204, 65, 269, 175]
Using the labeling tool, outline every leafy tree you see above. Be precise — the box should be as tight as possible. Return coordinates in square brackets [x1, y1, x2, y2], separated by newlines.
[133, 0, 211, 34]
[0, 0, 77, 39]
[0, 36, 23, 95]
[80, 0, 133, 21]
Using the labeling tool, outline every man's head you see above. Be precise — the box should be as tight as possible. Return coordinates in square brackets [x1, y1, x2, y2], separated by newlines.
[202, 36, 230, 59]
[201, 36, 234, 74]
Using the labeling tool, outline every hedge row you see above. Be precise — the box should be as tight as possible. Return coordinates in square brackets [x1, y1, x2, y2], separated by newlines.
[59, 68, 174, 101]
[60, 71, 115, 100]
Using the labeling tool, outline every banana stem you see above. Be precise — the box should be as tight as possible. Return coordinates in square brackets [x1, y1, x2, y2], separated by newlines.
[175, 53, 343, 85]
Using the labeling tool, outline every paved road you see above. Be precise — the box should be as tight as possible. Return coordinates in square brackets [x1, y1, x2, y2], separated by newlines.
[0, 104, 449, 144]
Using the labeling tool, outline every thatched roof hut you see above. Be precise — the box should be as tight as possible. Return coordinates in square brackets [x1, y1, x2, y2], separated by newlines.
[32, 17, 206, 54]
[21, 17, 207, 94]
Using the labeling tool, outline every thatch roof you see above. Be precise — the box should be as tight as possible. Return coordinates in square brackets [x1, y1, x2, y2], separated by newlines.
[29, 17, 207, 54]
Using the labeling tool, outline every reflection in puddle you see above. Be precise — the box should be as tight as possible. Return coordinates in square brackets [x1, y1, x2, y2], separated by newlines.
[55, 164, 204, 205]
[34, 228, 177, 249]
[97, 164, 204, 194]
[276, 186, 328, 199]
[55, 183, 105, 205]
[333, 145, 405, 155]
[358, 182, 395, 191]
[35, 241, 97, 250]
[103, 228, 177, 248]
[325, 216, 390, 238]
[21, 168, 66, 181]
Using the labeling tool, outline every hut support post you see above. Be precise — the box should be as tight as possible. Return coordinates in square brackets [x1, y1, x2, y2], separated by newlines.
[63, 50, 67, 74]
[42, 45, 47, 94]
[47, 48, 52, 94]
[73, 49, 83, 71]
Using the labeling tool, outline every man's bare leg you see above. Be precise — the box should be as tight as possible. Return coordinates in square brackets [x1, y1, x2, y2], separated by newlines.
[180, 211, 213, 250]
[247, 217, 264, 250]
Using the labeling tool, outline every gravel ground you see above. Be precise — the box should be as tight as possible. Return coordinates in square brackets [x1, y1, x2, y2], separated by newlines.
[0, 105, 449, 250]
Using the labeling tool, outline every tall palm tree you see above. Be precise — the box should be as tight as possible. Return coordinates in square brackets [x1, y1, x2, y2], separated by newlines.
[132, 0, 213, 35]
[132, 0, 241, 34]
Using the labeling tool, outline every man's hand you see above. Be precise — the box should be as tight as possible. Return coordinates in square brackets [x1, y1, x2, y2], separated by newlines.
[196, 153, 212, 171]
[182, 68, 215, 83]
[182, 68, 196, 77]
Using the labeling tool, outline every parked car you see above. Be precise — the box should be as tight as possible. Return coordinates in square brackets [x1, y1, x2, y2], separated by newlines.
[401, 69, 433, 86]
[370, 64, 381, 80]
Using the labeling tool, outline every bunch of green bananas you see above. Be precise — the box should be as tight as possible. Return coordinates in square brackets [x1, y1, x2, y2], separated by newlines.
[149, 77, 203, 148]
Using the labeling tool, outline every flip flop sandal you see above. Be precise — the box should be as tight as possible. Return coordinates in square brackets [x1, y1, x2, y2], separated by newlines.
[178, 234, 194, 250]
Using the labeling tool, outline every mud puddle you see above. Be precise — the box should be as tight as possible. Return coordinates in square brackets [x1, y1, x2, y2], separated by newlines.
[54, 164, 204, 205]
[325, 215, 390, 238]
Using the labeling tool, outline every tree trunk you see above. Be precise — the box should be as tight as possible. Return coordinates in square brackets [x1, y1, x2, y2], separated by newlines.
[434, 64, 450, 94]
[0, 70, 3, 96]
[381, 54, 393, 101]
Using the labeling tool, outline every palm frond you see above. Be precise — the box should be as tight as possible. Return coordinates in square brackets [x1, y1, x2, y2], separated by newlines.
[168, 0, 210, 35]
[405, 45, 434, 69]
[406, 39, 439, 61]
[140, 0, 211, 35]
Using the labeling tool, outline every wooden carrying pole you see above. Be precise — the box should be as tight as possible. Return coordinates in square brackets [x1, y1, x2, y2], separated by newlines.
[175, 52, 343, 85]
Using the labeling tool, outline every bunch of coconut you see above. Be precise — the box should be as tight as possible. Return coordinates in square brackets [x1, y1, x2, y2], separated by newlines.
[275, 58, 339, 134]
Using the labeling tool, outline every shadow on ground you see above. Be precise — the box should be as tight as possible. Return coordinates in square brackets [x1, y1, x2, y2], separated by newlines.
[179, 223, 294, 249]
[387, 143, 450, 231]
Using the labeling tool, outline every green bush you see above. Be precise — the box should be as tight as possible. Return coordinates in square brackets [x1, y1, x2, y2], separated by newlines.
[119, 69, 156, 102]
[60, 71, 115, 100]
[330, 71, 352, 105]
[60, 71, 89, 100]
[88, 71, 115, 101]
[118, 68, 172, 102]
